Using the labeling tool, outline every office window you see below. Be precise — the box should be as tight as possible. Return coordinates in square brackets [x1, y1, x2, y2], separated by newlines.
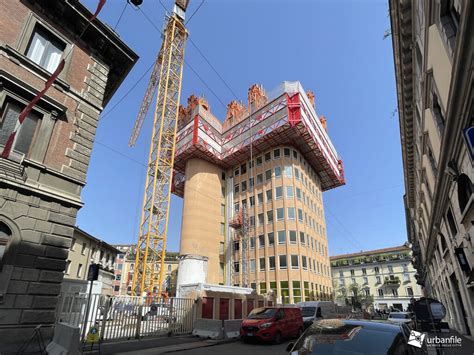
[363, 277, 368, 284]
[240, 163, 246, 174]
[298, 209, 303, 222]
[275, 166, 282, 178]
[220, 223, 225, 235]
[266, 189, 273, 201]
[273, 148, 281, 159]
[291, 255, 299, 269]
[392, 289, 398, 297]
[234, 202, 240, 213]
[364, 289, 370, 296]
[259, 257, 265, 271]
[275, 186, 283, 199]
[234, 262, 240, 273]
[233, 241, 239, 252]
[265, 152, 271, 161]
[296, 188, 302, 200]
[295, 168, 300, 180]
[249, 216, 255, 227]
[289, 230, 297, 244]
[250, 259, 256, 272]
[242, 199, 248, 210]
[269, 256, 275, 270]
[376, 276, 381, 284]
[293, 150, 298, 159]
[250, 237, 256, 249]
[279, 255, 287, 269]
[378, 289, 383, 297]
[299, 232, 305, 245]
[26, 27, 65, 72]
[256, 156, 262, 166]
[265, 169, 272, 181]
[258, 234, 265, 248]
[77, 264, 83, 278]
[241, 181, 247, 192]
[221, 204, 225, 216]
[278, 230, 286, 244]
[115, 274, 121, 281]
[70, 238, 76, 251]
[256, 174, 263, 185]
[287, 207, 295, 220]
[267, 232, 274, 246]
[351, 278, 356, 284]
[266, 210, 274, 223]
[406, 287, 414, 297]
[388, 265, 393, 273]
[284, 165, 293, 178]
[257, 193, 263, 205]
[234, 184, 239, 194]
[221, 187, 226, 198]
[362, 268, 367, 275]
[258, 213, 264, 226]
[286, 186, 294, 198]
[283, 148, 291, 157]
[350, 269, 355, 276]
[374, 267, 380, 274]
[339, 271, 344, 277]
[276, 208, 284, 220]
[403, 273, 410, 282]
[248, 160, 255, 170]
[234, 168, 239, 177]
[64, 260, 71, 275]
[249, 196, 255, 207]
[81, 243, 87, 255]
[249, 177, 254, 189]
[302, 256, 307, 269]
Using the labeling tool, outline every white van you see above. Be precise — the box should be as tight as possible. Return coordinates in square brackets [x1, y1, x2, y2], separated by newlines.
[297, 301, 336, 328]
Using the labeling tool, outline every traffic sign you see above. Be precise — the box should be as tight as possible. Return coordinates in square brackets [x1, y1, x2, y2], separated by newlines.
[86, 325, 100, 343]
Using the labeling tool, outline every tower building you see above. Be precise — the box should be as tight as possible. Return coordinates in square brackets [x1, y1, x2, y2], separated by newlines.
[173, 82, 345, 304]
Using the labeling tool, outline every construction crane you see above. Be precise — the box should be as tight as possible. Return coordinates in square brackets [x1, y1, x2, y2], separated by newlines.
[130, 0, 189, 297]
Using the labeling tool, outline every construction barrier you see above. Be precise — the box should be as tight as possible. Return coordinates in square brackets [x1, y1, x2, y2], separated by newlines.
[192, 318, 223, 339]
[223, 320, 242, 339]
[46, 322, 80, 355]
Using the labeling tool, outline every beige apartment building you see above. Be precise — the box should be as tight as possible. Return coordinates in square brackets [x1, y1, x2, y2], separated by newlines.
[172, 82, 345, 304]
[331, 245, 422, 311]
[390, 0, 473, 335]
[62, 227, 119, 296]
[113, 244, 179, 296]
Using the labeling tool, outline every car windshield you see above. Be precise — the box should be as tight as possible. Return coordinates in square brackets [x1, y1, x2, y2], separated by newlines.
[290, 320, 409, 355]
[301, 307, 316, 317]
[248, 308, 277, 319]
[390, 313, 410, 319]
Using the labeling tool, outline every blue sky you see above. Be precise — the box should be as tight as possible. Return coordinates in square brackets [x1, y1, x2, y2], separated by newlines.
[78, 0, 406, 256]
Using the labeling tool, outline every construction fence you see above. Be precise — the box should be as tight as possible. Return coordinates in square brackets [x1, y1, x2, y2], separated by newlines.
[55, 293, 196, 342]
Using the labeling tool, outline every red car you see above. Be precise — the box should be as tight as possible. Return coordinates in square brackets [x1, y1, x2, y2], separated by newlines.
[240, 307, 304, 344]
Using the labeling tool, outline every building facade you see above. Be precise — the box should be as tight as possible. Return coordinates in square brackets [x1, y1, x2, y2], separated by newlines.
[112, 244, 179, 296]
[0, 0, 137, 352]
[62, 227, 119, 296]
[172, 82, 345, 304]
[330, 245, 422, 311]
[390, 0, 473, 335]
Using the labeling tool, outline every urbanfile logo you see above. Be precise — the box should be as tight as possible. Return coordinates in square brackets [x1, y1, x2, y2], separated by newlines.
[408, 330, 426, 348]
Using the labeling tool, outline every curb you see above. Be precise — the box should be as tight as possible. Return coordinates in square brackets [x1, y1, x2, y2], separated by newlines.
[161, 337, 239, 353]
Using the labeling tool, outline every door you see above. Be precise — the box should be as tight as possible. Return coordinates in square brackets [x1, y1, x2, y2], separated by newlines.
[234, 299, 242, 319]
[219, 298, 229, 320]
[202, 297, 213, 319]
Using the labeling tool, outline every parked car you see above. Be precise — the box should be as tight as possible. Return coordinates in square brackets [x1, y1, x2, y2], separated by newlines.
[387, 312, 413, 325]
[240, 306, 304, 344]
[296, 301, 336, 328]
[286, 319, 422, 354]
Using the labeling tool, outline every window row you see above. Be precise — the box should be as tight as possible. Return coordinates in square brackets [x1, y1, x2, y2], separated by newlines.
[337, 264, 407, 277]
[243, 280, 332, 303]
[233, 254, 330, 276]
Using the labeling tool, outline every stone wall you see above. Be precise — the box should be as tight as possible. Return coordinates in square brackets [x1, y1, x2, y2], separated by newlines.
[0, 187, 77, 354]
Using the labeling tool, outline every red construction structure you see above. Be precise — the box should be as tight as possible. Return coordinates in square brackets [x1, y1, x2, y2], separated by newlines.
[172, 81, 345, 196]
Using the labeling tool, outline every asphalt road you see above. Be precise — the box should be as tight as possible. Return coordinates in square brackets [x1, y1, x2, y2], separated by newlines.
[177, 339, 292, 355]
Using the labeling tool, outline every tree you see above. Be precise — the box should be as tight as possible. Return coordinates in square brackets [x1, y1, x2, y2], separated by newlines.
[344, 283, 374, 311]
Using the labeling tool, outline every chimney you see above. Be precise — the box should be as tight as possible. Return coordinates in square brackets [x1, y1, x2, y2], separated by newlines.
[320, 115, 327, 132]
[248, 84, 267, 112]
[307, 91, 315, 109]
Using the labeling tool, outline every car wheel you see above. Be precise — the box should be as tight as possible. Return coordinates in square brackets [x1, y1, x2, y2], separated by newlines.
[273, 331, 282, 345]
[241, 336, 249, 343]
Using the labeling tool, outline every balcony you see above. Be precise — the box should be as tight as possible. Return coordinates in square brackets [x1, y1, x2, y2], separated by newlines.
[384, 276, 400, 286]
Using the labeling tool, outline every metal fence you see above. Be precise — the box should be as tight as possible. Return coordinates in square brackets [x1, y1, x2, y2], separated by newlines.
[55, 293, 196, 342]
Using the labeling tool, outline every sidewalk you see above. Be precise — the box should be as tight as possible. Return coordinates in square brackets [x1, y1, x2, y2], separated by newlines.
[82, 336, 237, 355]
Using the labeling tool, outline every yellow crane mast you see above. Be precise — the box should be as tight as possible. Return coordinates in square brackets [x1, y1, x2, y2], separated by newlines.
[130, 0, 189, 296]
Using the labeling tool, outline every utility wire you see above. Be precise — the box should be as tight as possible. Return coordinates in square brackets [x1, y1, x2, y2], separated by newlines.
[185, 0, 205, 25]
[114, 1, 128, 30]
[100, 61, 155, 120]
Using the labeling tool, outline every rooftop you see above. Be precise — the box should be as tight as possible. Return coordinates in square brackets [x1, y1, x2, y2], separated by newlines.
[173, 81, 345, 196]
[330, 244, 410, 261]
